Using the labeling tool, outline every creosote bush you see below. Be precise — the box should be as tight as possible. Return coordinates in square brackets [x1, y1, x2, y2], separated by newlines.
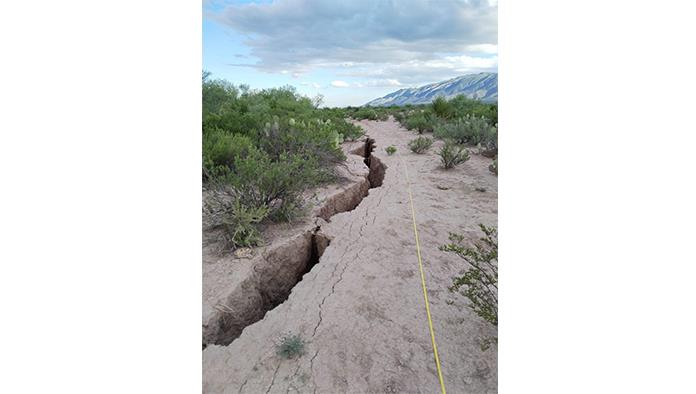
[408, 136, 433, 153]
[385, 145, 397, 155]
[276, 333, 306, 359]
[441, 224, 498, 348]
[438, 141, 470, 169]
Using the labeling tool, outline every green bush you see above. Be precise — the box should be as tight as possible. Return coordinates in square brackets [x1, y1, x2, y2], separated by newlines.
[336, 121, 364, 141]
[404, 112, 437, 134]
[449, 95, 498, 125]
[441, 224, 498, 331]
[276, 333, 306, 359]
[202, 128, 254, 181]
[221, 200, 267, 248]
[352, 108, 378, 120]
[438, 141, 470, 169]
[257, 118, 345, 172]
[408, 136, 433, 153]
[202, 72, 353, 233]
[385, 145, 397, 155]
[434, 115, 496, 147]
[223, 147, 324, 222]
[203, 193, 268, 249]
[432, 96, 454, 119]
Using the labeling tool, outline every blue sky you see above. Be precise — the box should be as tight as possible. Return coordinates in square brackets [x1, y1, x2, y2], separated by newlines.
[203, 0, 497, 107]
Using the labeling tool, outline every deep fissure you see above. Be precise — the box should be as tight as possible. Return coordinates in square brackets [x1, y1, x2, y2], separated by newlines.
[362, 137, 385, 188]
[205, 136, 386, 348]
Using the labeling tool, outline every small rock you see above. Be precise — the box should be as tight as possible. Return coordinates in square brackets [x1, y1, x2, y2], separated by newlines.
[436, 185, 450, 190]
[234, 248, 254, 259]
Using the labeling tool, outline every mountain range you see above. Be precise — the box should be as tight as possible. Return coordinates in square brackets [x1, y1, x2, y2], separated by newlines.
[365, 72, 497, 106]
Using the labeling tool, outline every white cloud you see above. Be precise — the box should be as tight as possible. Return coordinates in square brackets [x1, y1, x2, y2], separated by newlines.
[340, 56, 498, 85]
[212, 0, 497, 81]
[330, 80, 350, 88]
[353, 79, 404, 88]
[466, 44, 498, 54]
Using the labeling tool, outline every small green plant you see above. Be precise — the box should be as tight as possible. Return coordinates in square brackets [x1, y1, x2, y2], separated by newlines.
[438, 141, 469, 169]
[385, 145, 397, 155]
[223, 200, 267, 248]
[204, 194, 268, 249]
[441, 224, 498, 348]
[408, 136, 433, 153]
[489, 158, 498, 176]
[276, 333, 306, 359]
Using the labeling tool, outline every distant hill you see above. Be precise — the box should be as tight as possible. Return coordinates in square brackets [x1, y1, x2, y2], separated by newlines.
[365, 72, 497, 106]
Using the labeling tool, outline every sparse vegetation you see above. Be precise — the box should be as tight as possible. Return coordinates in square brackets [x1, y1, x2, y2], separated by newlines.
[385, 145, 397, 155]
[408, 136, 433, 153]
[203, 72, 363, 248]
[441, 224, 498, 348]
[351, 107, 389, 121]
[395, 96, 497, 137]
[438, 141, 469, 169]
[489, 158, 498, 176]
[434, 115, 497, 147]
[276, 333, 306, 359]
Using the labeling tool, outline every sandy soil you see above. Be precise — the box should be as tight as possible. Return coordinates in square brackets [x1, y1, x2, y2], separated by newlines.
[203, 118, 498, 393]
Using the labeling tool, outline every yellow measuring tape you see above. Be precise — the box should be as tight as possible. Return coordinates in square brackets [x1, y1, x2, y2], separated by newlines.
[399, 154, 447, 394]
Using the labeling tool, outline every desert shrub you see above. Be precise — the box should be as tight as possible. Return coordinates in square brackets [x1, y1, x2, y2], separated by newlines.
[202, 129, 254, 180]
[404, 112, 437, 134]
[276, 333, 306, 359]
[385, 145, 397, 155]
[220, 200, 267, 248]
[224, 147, 324, 221]
[332, 120, 364, 141]
[489, 159, 498, 176]
[438, 141, 469, 169]
[257, 118, 345, 172]
[203, 193, 268, 249]
[352, 108, 378, 120]
[202, 73, 355, 228]
[408, 136, 433, 153]
[441, 224, 498, 335]
[434, 115, 496, 147]
[449, 95, 498, 125]
[432, 96, 455, 119]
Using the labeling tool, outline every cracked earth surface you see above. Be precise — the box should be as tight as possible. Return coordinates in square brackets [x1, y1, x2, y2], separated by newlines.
[203, 118, 498, 393]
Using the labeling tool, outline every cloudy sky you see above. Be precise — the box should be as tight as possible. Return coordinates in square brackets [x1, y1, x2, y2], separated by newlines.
[203, 0, 497, 107]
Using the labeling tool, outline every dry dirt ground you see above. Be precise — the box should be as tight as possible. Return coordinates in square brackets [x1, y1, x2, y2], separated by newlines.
[203, 118, 498, 393]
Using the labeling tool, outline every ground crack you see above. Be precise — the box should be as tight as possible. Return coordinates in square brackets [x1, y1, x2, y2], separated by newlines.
[265, 363, 281, 394]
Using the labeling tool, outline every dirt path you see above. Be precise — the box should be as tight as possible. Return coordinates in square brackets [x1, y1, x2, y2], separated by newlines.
[203, 118, 498, 393]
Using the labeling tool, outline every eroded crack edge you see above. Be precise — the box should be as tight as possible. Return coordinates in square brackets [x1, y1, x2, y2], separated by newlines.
[204, 135, 386, 351]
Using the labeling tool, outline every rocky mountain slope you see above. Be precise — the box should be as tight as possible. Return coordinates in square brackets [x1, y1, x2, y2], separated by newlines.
[365, 72, 497, 106]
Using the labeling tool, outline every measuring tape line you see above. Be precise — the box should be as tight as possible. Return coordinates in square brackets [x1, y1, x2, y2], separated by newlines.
[398, 153, 447, 394]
